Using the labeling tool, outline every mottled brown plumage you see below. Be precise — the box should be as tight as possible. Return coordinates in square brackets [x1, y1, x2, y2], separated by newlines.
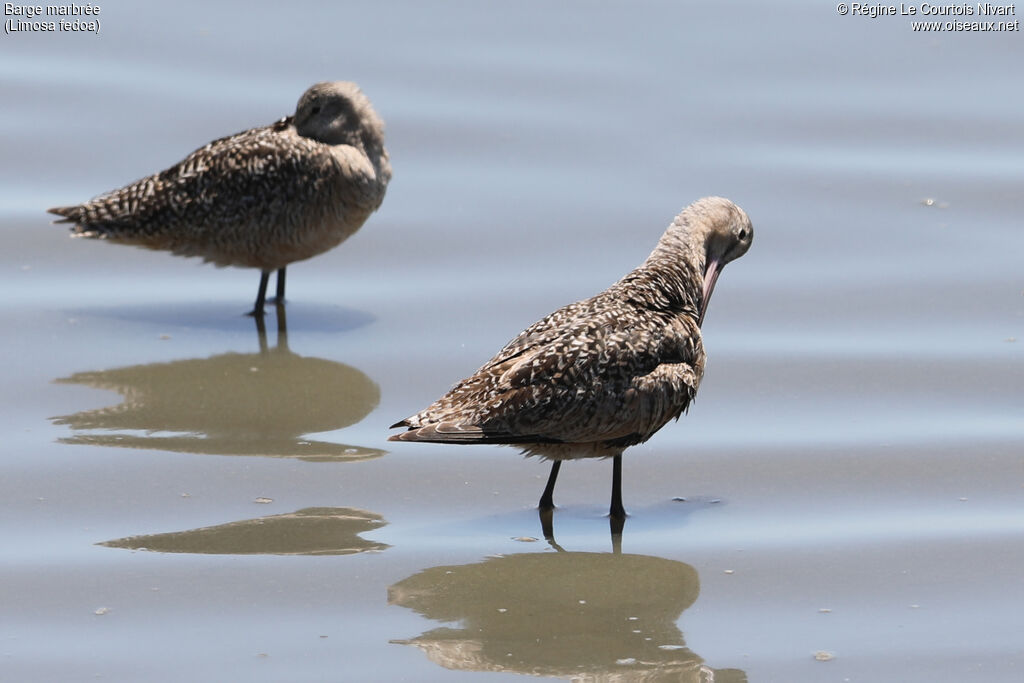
[48, 81, 391, 315]
[389, 197, 753, 522]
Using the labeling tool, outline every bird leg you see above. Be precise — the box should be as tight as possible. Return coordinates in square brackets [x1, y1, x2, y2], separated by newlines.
[248, 270, 271, 317]
[609, 454, 626, 521]
[539, 460, 561, 511]
[272, 267, 286, 304]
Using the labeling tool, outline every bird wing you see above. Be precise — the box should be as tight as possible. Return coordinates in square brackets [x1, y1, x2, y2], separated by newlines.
[48, 119, 338, 251]
[391, 301, 704, 446]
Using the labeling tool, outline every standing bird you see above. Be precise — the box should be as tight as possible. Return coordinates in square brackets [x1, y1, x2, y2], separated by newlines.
[48, 81, 391, 316]
[389, 197, 752, 528]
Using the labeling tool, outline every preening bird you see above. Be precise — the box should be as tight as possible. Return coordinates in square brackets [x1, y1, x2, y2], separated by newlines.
[389, 196, 753, 525]
[48, 81, 391, 316]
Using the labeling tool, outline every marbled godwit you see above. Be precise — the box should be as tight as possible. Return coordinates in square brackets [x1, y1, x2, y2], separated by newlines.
[389, 197, 752, 526]
[48, 81, 391, 316]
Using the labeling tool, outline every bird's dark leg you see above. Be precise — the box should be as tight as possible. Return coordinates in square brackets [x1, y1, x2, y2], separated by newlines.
[539, 460, 561, 512]
[609, 454, 626, 538]
[538, 460, 561, 539]
[273, 267, 286, 304]
[248, 270, 271, 317]
[609, 454, 626, 521]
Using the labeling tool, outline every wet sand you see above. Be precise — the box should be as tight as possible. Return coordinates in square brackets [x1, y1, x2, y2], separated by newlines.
[2, 1, 1023, 681]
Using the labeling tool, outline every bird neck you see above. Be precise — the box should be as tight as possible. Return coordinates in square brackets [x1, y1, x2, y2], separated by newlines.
[615, 229, 704, 316]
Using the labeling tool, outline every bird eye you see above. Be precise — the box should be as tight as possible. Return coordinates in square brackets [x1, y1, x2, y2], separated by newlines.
[738, 228, 748, 241]
[309, 105, 322, 116]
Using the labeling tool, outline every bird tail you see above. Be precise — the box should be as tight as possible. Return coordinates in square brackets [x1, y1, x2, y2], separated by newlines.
[47, 205, 81, 224]
[47, 204, 116, 239]
[388, 422, 487, 443]
[388, 420, 560, 445]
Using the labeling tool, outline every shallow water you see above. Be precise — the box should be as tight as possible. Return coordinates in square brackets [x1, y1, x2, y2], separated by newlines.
[2, 1, 1023, 681]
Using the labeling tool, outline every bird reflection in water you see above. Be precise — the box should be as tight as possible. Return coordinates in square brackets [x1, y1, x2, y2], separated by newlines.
[101, 506, 388, 556]
[389, 549, 746, 681]
[51, 304, 383, 461]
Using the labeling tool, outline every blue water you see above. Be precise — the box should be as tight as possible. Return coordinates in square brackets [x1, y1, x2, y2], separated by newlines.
[2, 1, 1022, 681]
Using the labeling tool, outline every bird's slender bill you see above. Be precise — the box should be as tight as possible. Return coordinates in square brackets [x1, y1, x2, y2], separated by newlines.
[698, 258, 723, 327]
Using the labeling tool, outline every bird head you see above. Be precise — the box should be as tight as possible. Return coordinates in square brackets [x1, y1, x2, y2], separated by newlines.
[692, 197, 753, 326]
[294, 81, 385, 150]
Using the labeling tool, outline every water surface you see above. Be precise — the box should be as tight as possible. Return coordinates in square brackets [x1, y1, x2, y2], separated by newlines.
[1, 2, 1022, 681]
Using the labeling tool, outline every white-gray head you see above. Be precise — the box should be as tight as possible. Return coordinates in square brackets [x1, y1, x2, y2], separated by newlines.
[293, 81, 386, 150]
